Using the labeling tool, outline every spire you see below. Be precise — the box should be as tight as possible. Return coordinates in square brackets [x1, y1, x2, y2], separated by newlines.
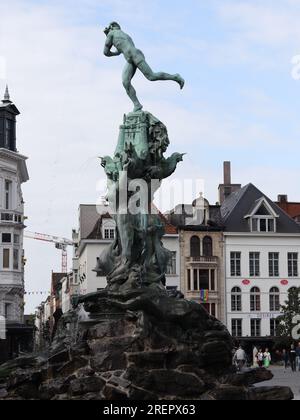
[3, 85, 12, 103]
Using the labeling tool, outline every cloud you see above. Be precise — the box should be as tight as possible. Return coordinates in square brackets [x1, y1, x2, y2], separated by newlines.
[216, 0, 300, 48]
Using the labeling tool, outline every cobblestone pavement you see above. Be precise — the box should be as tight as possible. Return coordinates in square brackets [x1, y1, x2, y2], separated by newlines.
[256, 366, 300, 400]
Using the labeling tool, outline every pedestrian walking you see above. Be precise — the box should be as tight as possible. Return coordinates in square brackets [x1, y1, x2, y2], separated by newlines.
[289, 345, 297, 372]
[263, 348, 271, 368]
[257, 349, 264, 368]
[233, 345, 247, 372]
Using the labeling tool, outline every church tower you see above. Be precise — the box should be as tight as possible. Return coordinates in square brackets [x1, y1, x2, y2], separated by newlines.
[0, 86, 29, 361]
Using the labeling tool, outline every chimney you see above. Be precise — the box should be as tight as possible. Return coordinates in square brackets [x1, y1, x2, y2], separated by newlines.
[218, 161, 241, 205]
[278, 195, 288, 203]
[224, 161, 231, 185]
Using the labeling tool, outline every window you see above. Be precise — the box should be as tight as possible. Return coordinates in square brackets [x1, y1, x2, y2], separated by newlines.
[270, 287, 280, 312]
[232, 319, 242, 337]
[4, 303, 13, 321]
[5, 120, 14, 149]
[288, 253, 298, 277]
[14, 234, 20, 245]
[2, 233, 11, 243]
[251, 319, 261, 337]
[193, 269, 198, 290]
[270, 319, 280, 337]
[190, 236, 200, 258]
[187, 269, 191, 291]
[201, 303, 217, 317]
[189, 269, 215, 291]
[210, 270, 216, 291]
[203, 236, 213, 257]
[13, 249, 19, 270]
[269, 253, 279, 277]
[231, 252, 241, 277]
[250, 287, 261, 312]
[251, 215, 276, 233]
[166, 252, 176, 275]
[5, 180, 12, 210]
[104, 228, 115, 240]
[288, 287, 299, 306]
[231, 287, 242, 312]
[199, 270, 210, 290]
[3, 249, 10, 269]
[249, 252, 260, 277]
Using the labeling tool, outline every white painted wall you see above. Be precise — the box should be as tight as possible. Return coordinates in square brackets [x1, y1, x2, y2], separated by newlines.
[0, 151, 27, 324]
[163, 235, 180, 290]
[225, 233, 300, 338]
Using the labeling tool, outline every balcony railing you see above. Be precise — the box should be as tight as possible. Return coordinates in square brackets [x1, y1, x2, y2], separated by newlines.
[186, 256, 219, 264]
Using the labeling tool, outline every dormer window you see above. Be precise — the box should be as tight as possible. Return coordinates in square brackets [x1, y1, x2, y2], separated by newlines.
[245, 198, 279, 233]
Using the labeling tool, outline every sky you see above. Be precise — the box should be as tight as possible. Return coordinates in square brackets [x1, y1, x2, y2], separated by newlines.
[1, 0, 300, 313]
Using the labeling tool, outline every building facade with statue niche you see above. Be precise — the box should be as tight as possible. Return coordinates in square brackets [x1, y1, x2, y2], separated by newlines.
[0, 87, 31, 362]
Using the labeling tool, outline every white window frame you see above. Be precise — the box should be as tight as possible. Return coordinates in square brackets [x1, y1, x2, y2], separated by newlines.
[288, 253, 298, 278]
[230, 252, 241, 277]
[249, 252, 260, 277]
[166, 251, 177, 275]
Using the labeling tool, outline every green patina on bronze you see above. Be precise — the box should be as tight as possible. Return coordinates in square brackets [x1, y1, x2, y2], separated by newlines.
[95, 110, 185, 292]
[103, 22, 185, 112]
[95, 23, 186, 292]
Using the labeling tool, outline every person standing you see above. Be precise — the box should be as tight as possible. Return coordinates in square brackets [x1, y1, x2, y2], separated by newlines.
[282, 349, 289, 371]
[296, 343, 300, 372]
[253, 346, 259, 368]
[233, 345, 247, 372]
[263, 349, 271, 369]
[289, 345, 297, 372]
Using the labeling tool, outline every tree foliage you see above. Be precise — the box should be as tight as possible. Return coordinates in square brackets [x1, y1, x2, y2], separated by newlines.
[277, 287, 300, 338]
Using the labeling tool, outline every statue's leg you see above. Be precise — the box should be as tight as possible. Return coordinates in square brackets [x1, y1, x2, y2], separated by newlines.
[122, 63, 143, 112]
[138, 61, 185, 89]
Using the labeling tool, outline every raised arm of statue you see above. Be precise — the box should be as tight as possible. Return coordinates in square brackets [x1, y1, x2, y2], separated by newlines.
[104, 33, 121, 57]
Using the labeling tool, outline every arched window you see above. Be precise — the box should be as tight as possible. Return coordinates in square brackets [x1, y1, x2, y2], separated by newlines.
[190, 236, 200, 258]
[231, 287, 242, 312]
[270, 287, 280, 312]
[288, 287, 299, 306]
[203, 236, 213, 257]
[250, 287, 261, 312]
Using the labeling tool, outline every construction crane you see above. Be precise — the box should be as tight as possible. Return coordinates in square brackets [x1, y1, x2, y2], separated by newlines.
[24, 231, 74, 273]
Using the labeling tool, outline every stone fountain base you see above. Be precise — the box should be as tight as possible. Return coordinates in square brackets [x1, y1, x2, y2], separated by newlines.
[0, 288, 294, 400]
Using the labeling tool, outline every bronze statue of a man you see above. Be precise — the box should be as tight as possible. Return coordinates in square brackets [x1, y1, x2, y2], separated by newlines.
[103, 22, 185, 112]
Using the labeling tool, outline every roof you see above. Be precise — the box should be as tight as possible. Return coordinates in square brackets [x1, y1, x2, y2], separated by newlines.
[79, 204, 110, 240]
[276, 201, 300, 220]
[86, 210, 178, 240]
[87, 213, 113, 240]
[221, 183, 300, 233]
[167, 203, 223, 231]
[0, 101, 20, 115]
